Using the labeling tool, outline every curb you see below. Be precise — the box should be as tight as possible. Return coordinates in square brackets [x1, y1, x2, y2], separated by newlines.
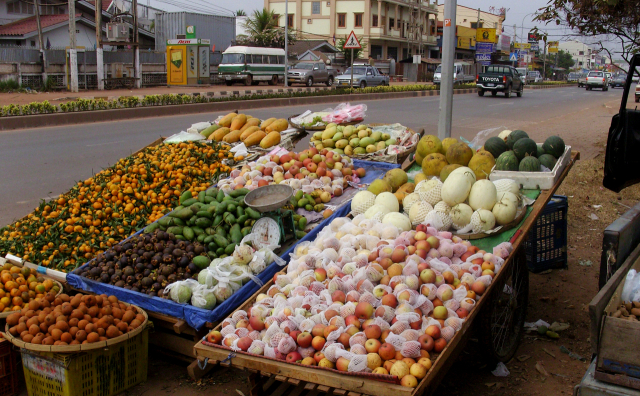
[0, 88, 475, 131]
[524, 84, 577, 89]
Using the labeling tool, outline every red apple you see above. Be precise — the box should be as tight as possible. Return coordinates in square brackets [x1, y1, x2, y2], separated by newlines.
[355, 302, 374, 320]
[311, 336, 326, 351]
[332, 290, 346, 304]
[337, 332, 351, 348]
[206, 330, 222, 344]
[425, 325, 441, 340]
[314, 351, 325, 363]
[364, 324, 382, 340]
[379, 343, 396, 361]
[336, 356, 350, 371]
[312, 324, 326, 338]
[381, 294, 398, 308]
[237, 336, 253, 352]
[365, 338, 381, 353]
[418, 334, 434, 351]
[286, 351, 303, 363]
[345, 315, 361, 329]
[434, 337, 447, 352]
[297, 332, 313, 348]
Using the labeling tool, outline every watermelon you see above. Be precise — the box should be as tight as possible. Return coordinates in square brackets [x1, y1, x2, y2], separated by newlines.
[519, 156, 541, 172]
[484, 137, 509, 159]
[542, 136, 565, 158]
[538, 154, 557, 171]
[513, 138, 538, 160]
[506, 130, 529, 149]
[536, 145, 545, 158]
[495, 151, 519, 171]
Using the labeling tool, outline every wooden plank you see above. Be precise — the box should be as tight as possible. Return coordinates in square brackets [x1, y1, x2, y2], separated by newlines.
[262, 376, 278, 392]
[597, 317, 640, 375]
[148, 311, 199, 337]
[589, 243, 640, 354]
[594, 370, 640, 391]
[187, 358, 216, 381]
[149, 331, 197, 359]
[270, 380, 292, 396]
[173, 320, 188, 334]
[317, 385, 330, 392]
[287, 383, 308, 396]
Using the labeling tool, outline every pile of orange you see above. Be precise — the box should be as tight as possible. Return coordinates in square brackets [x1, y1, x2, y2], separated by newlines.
[0, 263, 59, 312]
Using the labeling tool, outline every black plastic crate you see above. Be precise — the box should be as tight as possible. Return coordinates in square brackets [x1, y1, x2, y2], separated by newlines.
[525, 195, 568, 273]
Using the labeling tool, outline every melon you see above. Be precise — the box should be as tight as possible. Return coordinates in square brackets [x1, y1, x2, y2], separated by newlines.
[440, 164, 463, 182]
[538, 154, 557, 171]
[519, 156, 540, 172]
[442, 138, 458, 153]
[536, 145, 545, 158]
[422, 153, 448, 176]
[468, 180, 497, 211]
[542, 136, 565, 158]
[351, 191, 376, 214]
[468, 153, 495, 180]
[383, 169, 409, 192]
[506, 130, 529, 149]
[368, 179, 392, 195]
[513, 138, 538, 160]
[416, 135, 444, 165]
[498, 130, 512, 142]
[441, 171, 473, 206]
[375, 192, 400, 212]
[484, 136, 509, 159]
[495, 151, 519, 171]
[446, 143, 474, 166]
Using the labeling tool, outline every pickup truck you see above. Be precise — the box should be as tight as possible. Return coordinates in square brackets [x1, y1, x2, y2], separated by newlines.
[476, 64, 524, 98]
[585, 71, 609, 91]
[578, 73, 587, 87]
[286, 62, 338, 87]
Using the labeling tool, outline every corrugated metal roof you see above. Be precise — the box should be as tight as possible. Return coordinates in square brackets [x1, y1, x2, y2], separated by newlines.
[0, 14, 79, 36]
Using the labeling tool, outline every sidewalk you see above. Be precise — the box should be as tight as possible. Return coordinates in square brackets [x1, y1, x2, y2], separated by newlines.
[0, 81, 432, 107]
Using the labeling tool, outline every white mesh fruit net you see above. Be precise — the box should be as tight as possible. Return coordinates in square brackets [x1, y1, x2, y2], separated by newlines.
[461, 298, 476, 311]
[401, 340, 422, 358]
[323, 343, 344, 362]
[352, 191, 376, 215]
[232, 310, 248, 322]
[349, 332, 367, 347]
[400, 329, 420, 341]
[221, 325, 236, 337]
[403, 193, 421, 215]
[385, 332, 407, 350]
[235, 328, 249, 338]
[350, 344, 367, 355]
[444, 299, 460, 311]
[441, 326, 455, 342]
[278, 335, 297, 354]
[417, 179, 443, 206]
[409, 201, 434, 226]
[424, 210, 453, 231]
[248, 340, 266, 355]
[445, 317, 463, 331]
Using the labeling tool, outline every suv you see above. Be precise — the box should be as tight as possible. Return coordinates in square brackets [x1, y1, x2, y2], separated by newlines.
[585, 71, 609, 91]
[476, 64, 524, 98]
[287, 62, 338, 87]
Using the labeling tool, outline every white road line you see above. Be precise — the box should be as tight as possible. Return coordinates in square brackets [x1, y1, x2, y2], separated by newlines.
[86, 140, 125, 147]
[489, 102, 514, 106]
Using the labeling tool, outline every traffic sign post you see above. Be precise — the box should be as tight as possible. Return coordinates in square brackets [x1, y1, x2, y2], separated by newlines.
[343, 31, 362, 88]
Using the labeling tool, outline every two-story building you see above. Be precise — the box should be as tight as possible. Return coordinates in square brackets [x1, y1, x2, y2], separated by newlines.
[558, 40, 593, 70]
[266, 0, 438, 61]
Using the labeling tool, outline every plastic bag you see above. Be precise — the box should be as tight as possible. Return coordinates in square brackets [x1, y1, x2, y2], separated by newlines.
[164, 278, 199, 304]
[321, 103, 367, 124]
[163, 131, 204, 143]
[622, 269, 640, 302]
[187, 121, 211, 134]
[191, 284, 217, 309]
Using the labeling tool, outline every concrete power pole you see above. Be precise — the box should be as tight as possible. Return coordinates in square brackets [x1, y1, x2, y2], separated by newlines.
[96, 0, 104, 90]
[34, 0, 47, 85]
[284, 0, 288, 86]
[69, 0, 78, 92]
[437, 0, 456, 139]
[132, 0, 141, 88]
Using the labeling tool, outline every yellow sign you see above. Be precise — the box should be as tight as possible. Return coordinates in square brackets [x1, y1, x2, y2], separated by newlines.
[168, 48, 186, 84]
[548, 47, 558, 53]
[514, 42, 531, 49]
[548, 41, 559, 46]
[476, 28, 496, 43]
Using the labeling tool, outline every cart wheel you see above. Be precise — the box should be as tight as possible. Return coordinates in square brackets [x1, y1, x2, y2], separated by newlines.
[478, 246, 529, 364]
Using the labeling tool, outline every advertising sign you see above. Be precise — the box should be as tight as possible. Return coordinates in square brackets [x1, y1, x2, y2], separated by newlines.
[476, 42, 494, 53]
[186, 26, 196, 39]
[476, 28, 496, 43]
[169, 49, 184, 84]
[199, 47, 209, 78]
[514, 42, 531, 49]
[187, 46, 197, 78]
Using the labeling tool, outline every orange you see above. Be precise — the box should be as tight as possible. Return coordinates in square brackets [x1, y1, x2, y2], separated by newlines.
[29, 282, 37, 291]
[35, 285, 45, 294]
[0, 297, 9, 307]
[18, 285, 28, 293]
[10, 289, 20, 298]
[4, 281, 15, 291]
[43, 280, 53, 291]
[15, 277, 26, 286]
[11, 297, 22, 307]
[1, 273, 11, 284]
[0, 290, 5, 299]
[9, 266, 20, 274]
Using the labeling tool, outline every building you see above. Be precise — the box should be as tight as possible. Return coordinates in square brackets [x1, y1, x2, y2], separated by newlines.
[155, 12, 235, 52]
[438, 4, 505, 32]
[558, 40, 594, 70]
[265, 0, 439, 61]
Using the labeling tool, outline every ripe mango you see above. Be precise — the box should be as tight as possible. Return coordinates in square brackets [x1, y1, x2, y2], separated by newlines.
[313, 132, 323, 140]
[240, 126, 261, 141]
[266, 119, 288, 133]
[354, 147, 366, 155]
[370, 131, 382, 142]
[376, 141, 386, 151]
[230, 114, 247, 130]
[366, 145, 377, 153]
[332, 132, 344, 142]
[358, 129, 369, 139]
[359, 137, 374, 148]
[344, 145, 354, 156]
[343, 126, 355, 138]
[244, 130, 267, 147]
[218, 112, 237, 128]
[335, 139, 349, 149]
[239, 118, 260, 132]
[322, 126, 337, 140]
[322, 139, 335, 148]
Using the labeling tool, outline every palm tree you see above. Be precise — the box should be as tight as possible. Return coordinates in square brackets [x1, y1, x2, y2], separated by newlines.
[239, 8, 296, 49]
[243, 9, 278, 37]
[235, 9, 246, 16]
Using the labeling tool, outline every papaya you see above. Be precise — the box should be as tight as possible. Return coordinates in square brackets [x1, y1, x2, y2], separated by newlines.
[240, 126, 261, 141]
[230, 114, 247, 130]
[244, 130, 267, 147]
[260, 117, 277, 130]
[239, 118, 261, 133]
[260, 131, 281, 149]
[210, 127, 230, 141]
[218, 112, 236, 128]
[394, 182, 416, 206]
[266, 119, 288, 133]
[223, 129, 243, 143]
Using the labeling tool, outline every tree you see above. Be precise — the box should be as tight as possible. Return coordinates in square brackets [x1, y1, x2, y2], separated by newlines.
[235, 9, 246, 16]
[535, 0, 640, 63]
[237, 9, 297, 49]
[337, 35, 367, 65]
[542, 50, 574, 78]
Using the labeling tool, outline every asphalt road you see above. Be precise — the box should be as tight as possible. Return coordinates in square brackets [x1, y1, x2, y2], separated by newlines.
[0, 86, 624, 227]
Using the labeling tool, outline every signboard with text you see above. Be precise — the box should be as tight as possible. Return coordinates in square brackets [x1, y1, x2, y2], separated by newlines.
[514, 42, 531, 49]
[476, 42, 494, 53]
[476, 28, 496, 43]
[475, 52, 491, 65]
[343, 31, 362, 49]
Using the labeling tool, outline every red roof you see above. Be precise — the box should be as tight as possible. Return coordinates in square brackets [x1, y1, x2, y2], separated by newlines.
[87, 0, 112, 12]
[0, 14, 80, 36]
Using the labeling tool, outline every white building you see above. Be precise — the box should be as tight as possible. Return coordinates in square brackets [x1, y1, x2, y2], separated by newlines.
[558, 40, 594, 70]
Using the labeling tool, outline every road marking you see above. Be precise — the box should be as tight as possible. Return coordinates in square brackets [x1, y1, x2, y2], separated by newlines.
[489, 102, 514, 106]
[86, 140, 125, 147]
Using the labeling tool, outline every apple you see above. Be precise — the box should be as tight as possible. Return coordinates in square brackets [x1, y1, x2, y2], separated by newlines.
[416, 224, 428, 233]
[364, 324, 382, 340]
[373, 286, 388, 299]
[433, 306, 448, 320]
[290, 330, 301, 341]
[301, 357, 316, 365]
[336, 356, 350, 371]
[456, 308, 469, 319]
[383, 359, 396, 373]
[425, 325, 441, 339]
[379, 343, 396, 361]
[365, 339, 381, 353]
[471, 281, 486, 296]
[314, 268, 327, 282]
[206, 331, 222, 344]
[311, 336, 326, 351]
[402, 357, 416, 367]
[297, 332, 313, 348]
[286, 351, 303, 363]
[373, 367, 389, 375]
[418, 334, 434, 351]
[426, 236, 439, 249]
[391, 248, 407, 263]
[434, 337, 447, 352]
[401, 374, 419, 388]
[366, 353, 383, 370]
[417, 357, 432, 370]
[331, 290, 346, 304]
[324, 309, 339, 321]
[482, 269, 495, 277]
[323, 325, 338, 339]
[312, 324, 326, 338]
[440, 288, 453, 302]
[337, 332, 351, 348]
[318, 358, 334, 368]
[420, 269, 436, 284]
[346, 326, 360, 336]
[235, 319, 249, 329]
[313, 351, 325, 363]
[355, 302, 374, 320]
[390, 361, 410, 379]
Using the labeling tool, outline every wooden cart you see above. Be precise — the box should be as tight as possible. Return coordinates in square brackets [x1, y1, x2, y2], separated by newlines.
[193, 152, 580, 395]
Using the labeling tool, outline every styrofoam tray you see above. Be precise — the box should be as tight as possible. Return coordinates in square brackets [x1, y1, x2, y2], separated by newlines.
[489, 144, 571, 190]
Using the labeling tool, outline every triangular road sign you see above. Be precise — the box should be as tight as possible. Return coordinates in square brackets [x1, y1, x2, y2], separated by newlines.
[343, 31, 362, 49]
[509, 52, 518, 62]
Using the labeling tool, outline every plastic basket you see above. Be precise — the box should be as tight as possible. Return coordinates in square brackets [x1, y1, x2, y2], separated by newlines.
[525, 195, 568, 273]
[0, 339, 19, 396]
[20, 328, 148, 396]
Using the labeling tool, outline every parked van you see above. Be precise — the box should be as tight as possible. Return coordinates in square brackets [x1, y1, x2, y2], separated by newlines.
[218, 46, 286, 86]
[433, 62, 475, 85]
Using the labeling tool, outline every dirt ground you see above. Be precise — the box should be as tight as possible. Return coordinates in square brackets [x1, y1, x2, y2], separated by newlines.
[0, 81, 425, 106]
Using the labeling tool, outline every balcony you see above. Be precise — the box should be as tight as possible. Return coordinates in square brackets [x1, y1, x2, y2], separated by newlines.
[381, 0, 438, 13]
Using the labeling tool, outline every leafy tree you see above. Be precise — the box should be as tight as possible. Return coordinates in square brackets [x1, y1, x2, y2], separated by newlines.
[542, 50, 574, 78]
[235, 9, 246, 16]
[535, 0, 640, 63]
[337, 35, 367, 65]
[237, 9, 297, 49]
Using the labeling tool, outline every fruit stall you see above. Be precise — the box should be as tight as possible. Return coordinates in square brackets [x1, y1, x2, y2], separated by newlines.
[0, 111, 580, 395]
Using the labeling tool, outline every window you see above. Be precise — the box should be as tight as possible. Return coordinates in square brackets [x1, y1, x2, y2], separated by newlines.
[287, 14, 294, 28]
[269, 55, 277, 64]
[372, 15, 378, 27]
[7, 2, 14, 13]
[76, 29, 80, 34]
[245, 55, 253, 63]
[389, 18, 394, 28]
[273, 13, 280, 25]
[278, 55, 285, 64]
[354, 13, 363, 28]
[337, 13, 346, 28]
[221, 53, 245, 64]
[30, 40, 36, 47]
[7, 1, 34, 14]
[470, 22, 483, 29]
[312, 1, 320, 14]
[579, 51, 584, 55]
[317, 63, 325, 70]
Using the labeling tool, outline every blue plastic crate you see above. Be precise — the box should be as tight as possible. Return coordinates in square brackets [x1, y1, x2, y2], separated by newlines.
[525, 195, 568, 273]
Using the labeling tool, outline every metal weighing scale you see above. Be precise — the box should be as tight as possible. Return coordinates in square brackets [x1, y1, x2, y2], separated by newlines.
[244, 185, 297, 249]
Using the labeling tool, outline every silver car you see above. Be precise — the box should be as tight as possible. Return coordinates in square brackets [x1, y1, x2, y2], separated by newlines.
[334, 66, 389, 88]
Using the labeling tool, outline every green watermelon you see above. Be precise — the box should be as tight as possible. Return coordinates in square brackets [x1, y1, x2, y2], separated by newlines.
[513, 138, 538, 160]
[519, 156, 541, 172]
[542, 136, 565, 158]
[484, 137, 509, 159]
[506, 130, 529, 149]
[495, 150, 519, 171]
[536, 145, 545, 158]
[538, 154, 557, 171]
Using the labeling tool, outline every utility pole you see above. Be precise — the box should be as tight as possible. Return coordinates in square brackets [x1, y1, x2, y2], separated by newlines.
[34, 0, 47, 84]
[437, 0, 456, 139]
[132, 0, 140, 88]
[69, 0, 78, 92]
[284, 0, 289, 86]
[542, 37, 547, 80]
[96, 0, 104, 90]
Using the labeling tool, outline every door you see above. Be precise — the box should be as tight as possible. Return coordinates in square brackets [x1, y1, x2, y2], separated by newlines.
[317, 63, 328, 81]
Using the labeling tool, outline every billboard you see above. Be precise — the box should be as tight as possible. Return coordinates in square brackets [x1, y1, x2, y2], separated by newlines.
[476, 28, 496, 43]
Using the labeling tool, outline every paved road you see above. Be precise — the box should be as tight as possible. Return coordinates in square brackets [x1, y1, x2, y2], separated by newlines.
[0, 86, 624, 227]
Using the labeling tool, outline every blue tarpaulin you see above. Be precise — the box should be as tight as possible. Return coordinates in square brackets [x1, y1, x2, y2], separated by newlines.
[66, 159, 388, 331]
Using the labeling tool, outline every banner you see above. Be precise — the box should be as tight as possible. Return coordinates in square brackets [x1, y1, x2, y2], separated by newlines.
[476, 28, 496, 43]
[514, 42, 531, 49]
[169, 49, 184, 84]
[476, 42, 494, 53]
